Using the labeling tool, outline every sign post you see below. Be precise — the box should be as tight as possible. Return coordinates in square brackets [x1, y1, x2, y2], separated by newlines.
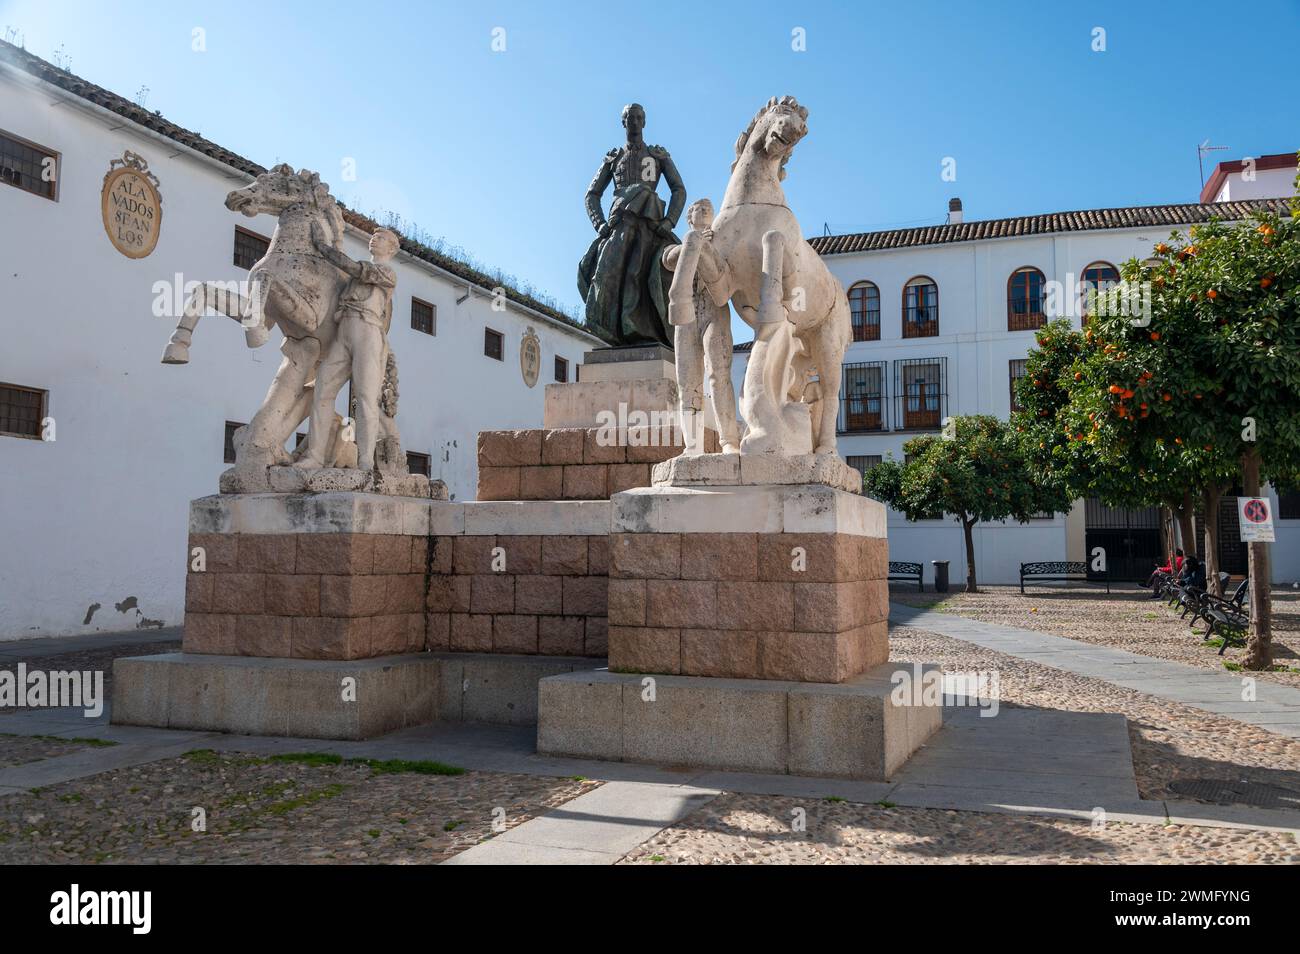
[1237, 496, 1275, 543]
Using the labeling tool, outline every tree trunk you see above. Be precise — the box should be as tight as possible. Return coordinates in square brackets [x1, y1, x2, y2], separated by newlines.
[1178, 491, 1197, 559]
[1241, 450, 1273, 670]
[962, 516, 978, 593]
[1157, 507, 1172, 569]
[1202, 484, 1223, 597]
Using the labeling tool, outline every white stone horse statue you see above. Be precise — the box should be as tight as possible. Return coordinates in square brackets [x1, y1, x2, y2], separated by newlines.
[669, 96, 851, 457]
[160, 164, 351, 478]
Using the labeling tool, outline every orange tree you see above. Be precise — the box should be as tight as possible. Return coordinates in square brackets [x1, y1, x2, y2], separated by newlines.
[1019, 205, 1300, 668]
[1015, 319, 1238, 588]
[863, 415, 1069, 593]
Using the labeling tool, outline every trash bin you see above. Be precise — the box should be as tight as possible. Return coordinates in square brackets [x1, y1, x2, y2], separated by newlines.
[931, 560, 950, 593]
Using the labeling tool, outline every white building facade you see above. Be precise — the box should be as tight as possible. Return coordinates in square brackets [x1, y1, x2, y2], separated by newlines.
[0, 43, 600, 638]
[736, 178, 1298, 586]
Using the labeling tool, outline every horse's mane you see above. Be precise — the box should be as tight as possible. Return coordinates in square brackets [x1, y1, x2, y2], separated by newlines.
[731, 96, 809, 175]
[267, 162, 338, 211]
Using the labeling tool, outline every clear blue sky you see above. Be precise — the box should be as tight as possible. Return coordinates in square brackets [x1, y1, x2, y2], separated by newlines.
[4, 0, 1297, 332]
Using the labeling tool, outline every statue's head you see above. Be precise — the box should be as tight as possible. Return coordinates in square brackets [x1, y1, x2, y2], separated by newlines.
[733, 96, 809, 180]
[686, 197, 714, 230]
[368, 228, 400, 263]
[621, 103, 646, 138]
[225, 164, 333, 217]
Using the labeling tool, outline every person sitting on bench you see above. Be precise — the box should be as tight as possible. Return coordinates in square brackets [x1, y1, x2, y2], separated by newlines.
[1142, 548, 1184, 592]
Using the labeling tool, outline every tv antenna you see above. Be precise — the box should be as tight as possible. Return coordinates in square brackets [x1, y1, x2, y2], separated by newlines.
[1197, 139, 1229, 190]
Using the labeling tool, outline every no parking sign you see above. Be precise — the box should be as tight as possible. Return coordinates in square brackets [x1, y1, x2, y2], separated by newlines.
[1237, 496, 1275, 543]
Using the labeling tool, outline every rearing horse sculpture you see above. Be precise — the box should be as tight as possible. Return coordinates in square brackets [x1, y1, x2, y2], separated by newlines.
[669, 96, 851, 456]
[160, 164, 348, 476]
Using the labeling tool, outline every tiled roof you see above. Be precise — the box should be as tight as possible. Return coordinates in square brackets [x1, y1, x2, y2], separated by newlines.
[0, 40, 594, 337]
[809, 199, 1292, 255]
[733, 340, 754, 353]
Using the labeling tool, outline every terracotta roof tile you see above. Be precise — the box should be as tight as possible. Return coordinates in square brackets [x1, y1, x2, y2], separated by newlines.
[809, 199, 1291, 255]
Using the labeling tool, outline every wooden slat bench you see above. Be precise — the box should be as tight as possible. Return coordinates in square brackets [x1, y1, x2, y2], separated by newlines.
[888, 561, 924, 592]
[1019, 561, 1109, 594]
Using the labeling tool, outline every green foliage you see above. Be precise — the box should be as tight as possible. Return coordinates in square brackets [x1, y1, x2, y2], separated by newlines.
[864, 415, 1068, 525]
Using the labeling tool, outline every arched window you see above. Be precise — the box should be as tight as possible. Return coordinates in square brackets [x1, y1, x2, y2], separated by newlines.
[847, 281, 880, 341]
[1079, 261, 1120, 319]
[902, 276, 938, 338]
[1008, 267, 1047, 331]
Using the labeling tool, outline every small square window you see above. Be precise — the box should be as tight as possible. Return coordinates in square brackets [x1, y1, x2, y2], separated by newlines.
[233, 227, 270, 270]
[407, 451, 432, 478]
[484, 328, 504, 361]
[0, 383, 47, 439]
[224, 421, 246, 464]
[0, 130, 58, 201]
[411, 297, 436, 336]
[554, 356, 569, 383]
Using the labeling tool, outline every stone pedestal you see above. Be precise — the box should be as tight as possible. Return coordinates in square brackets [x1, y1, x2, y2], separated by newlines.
[536, 480, 942, 780]
[114, 491, 617, 738]
[607, 483, 887, 682]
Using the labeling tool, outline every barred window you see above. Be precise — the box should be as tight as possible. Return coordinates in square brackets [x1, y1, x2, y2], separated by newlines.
[554, 356, 569, 383]
[847, 281, 880, 342]
[1279, 491, 1300, 520]
[839, 361, 886, 433]
[1009, 358, 1029, 412]
[847, 455, 882, 473]
[902, 277, 938, 337]
[0, 383, 47, 438]
[1080, 261, 1120, 317]
[407, 451, 432, 477]
[411, 297, 436, 335]
[895, 358, 946, 430]
[484, 328, 504, 361]
[0, 130, 57, 200]
[233, 227, 270, 269]
[1008, 267, 1047, 331]
[223, 421, 246, 464]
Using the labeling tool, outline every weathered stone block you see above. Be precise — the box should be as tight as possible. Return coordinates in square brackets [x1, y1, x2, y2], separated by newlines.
[716, 580, 793, 631]
[265, 573, 320, 617]
[492, 614, 539, 653]
[478, 429, 542, 466]
[185, 572, 213, 614]
[680, 629, 759, 679]
[609, 533, 680, 579]
[453, 536, 497, 575]
[518, 466, 563, 500]
[470, 574, 514, 614]
[236, 614, 294, 656]
[562, 464, 607, 499]
[587, 535, 609, 575]
[320, 574, 388, 618]
[541, 535, 588, 575]
[450, 613, 493, 652]
[542, 428, 585, 465]
[562, 575, 608, 616]
[297, 533, 374, 575]
[495, 535, 542, 574]
[515, 574, 563, 615]
[583, 616, 609, 656]
[477, 466, 520, 501]
[607, 578, 646, 626]
[608, 625, 681, 674]
[646, 579, 717, 628]
[238, 534, 298, 573]
[538, 616, 585, 655]
[188, 533, 238, 573]
[426, 574, 471, 613]
[212, 573, 266, 615]
[371, 535, 414, 574]
[681, 532, 758, 581]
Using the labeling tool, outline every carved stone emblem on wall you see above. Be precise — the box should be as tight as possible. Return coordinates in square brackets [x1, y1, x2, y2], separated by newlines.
[520, 327, 541, 387]
[101, 151, 162, 259]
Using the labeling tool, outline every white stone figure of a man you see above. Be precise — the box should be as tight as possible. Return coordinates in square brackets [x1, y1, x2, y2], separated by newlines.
[298, 225, 400, 473]
[662, 198, 739, 454]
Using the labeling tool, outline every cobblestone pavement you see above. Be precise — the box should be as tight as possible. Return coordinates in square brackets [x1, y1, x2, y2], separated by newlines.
[621, 793, 1300, 864]
[0, 734, 108, 770]
[891, 586, 1300, 686]
[891, 626, 1300, 810]
[0, 749, 598, 864]
[0, 640, 181, 718]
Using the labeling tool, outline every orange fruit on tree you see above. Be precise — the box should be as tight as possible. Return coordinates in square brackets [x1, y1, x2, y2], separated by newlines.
[1206, 289, 1217, 300]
